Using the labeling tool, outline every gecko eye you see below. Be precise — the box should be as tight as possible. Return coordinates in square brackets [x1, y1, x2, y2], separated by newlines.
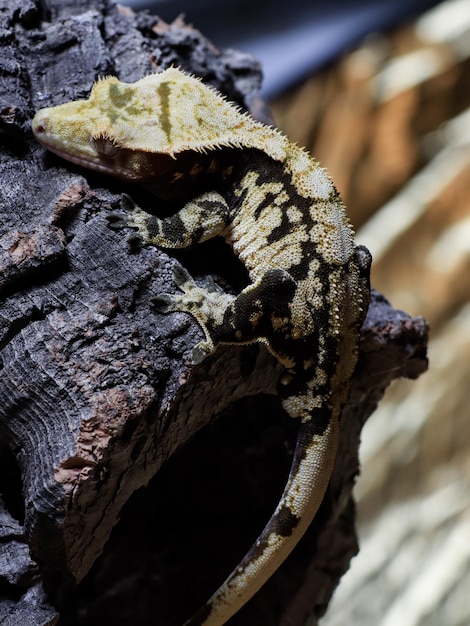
[89, 134, 121, 157]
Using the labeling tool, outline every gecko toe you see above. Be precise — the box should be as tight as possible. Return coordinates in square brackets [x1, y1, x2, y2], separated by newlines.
[172, 264, 194, 288]
[106, 212, 127, 229]
[192, 342, 213, 364]
[126, 232, 143, 248]
[120, 193, 138, 212]
[151, 293, 178, 312]
[202, 275, 224, 293]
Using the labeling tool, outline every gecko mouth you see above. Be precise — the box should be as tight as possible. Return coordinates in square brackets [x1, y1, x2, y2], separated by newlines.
[44, 143, 139, 180]
[32, 115, 141, 180]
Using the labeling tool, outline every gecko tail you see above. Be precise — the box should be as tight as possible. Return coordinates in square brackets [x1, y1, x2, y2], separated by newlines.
[183, 409, 339, 626]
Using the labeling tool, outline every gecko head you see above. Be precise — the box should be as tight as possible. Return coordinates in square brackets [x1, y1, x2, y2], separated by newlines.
[32, 68, 259, 181]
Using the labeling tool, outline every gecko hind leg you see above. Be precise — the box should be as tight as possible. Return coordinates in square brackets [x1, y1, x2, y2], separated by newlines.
[152, 264, 237, 363]
[154, 265, 297, 364]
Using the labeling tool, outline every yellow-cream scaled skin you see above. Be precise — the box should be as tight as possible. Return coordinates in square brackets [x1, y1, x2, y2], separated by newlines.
[33, 68, 370, 626]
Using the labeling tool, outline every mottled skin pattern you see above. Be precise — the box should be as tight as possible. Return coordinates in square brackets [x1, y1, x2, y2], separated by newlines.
[32, 68, 371, 626]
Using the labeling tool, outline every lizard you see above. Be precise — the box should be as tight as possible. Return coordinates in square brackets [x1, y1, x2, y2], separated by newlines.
[32, 67, 371, 626]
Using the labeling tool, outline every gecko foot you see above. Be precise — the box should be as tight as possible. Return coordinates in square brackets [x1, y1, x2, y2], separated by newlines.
[152, 264, 235, 360]
[105, 195, 140, 230]
[151, 286, 216, 364]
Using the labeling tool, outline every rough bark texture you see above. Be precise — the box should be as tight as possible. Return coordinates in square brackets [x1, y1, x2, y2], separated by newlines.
[0, 1, 428, 625]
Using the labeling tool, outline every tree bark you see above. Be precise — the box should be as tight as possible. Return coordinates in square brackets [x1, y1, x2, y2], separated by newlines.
[0, 1, 429, 624]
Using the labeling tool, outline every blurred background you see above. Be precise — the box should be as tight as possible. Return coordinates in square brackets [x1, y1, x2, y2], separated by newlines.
[129, 1, 470, 624]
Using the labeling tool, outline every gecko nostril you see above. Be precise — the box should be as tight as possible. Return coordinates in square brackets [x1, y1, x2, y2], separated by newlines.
[32, 113, 49, 136]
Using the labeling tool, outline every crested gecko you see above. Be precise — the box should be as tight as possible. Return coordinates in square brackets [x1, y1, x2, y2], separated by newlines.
[32, 68, 371, 626]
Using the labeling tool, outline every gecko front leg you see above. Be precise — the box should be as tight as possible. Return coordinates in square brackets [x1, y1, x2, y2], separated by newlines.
[121, 191, 231, 248]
